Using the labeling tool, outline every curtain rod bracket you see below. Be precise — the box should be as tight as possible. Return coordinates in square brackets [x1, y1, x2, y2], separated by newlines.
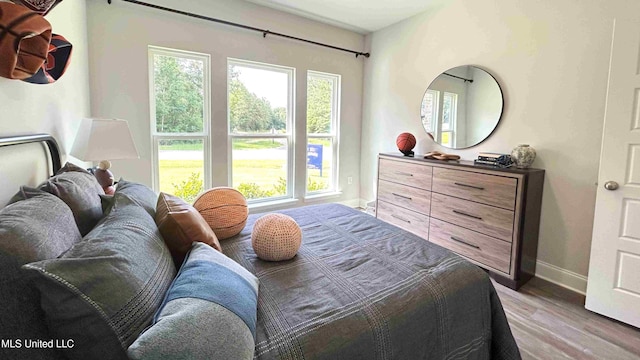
[263, 31, 268, 38]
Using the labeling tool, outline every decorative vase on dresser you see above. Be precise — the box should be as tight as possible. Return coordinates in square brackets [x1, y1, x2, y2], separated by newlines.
[376, 153, 545, 290]
[511, 144, 536, 168]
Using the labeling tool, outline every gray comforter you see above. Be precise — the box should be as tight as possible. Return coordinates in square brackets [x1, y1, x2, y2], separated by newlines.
[224, 204, 521, 360]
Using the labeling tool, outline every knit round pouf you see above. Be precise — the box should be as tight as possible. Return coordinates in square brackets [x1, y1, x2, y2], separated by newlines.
[252, 214, 302, 261]
[193, 187, 248, 240]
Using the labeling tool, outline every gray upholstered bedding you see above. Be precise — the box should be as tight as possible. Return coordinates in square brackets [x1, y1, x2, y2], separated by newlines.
[224, 203, 521, 360]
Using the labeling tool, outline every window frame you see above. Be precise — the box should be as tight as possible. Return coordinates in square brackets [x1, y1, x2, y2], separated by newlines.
[227, 58, 295, 203]
[421, 89, 439, 136]
[306, 70, 341, 196]
[441, 91, 458, 148]
[148, 46, 212, 193]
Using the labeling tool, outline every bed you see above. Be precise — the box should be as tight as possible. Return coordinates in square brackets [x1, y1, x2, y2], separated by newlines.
[0, 134, 521, 360]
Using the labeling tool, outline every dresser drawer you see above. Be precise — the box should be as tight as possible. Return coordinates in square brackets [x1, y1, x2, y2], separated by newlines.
[432, 168, 517, 209]
[429, 218, 511, 274]
[430, 193, 514, 242]
[378, 180, 431, 216]
[377, 201, 430, 240]
[379, 158, 432, 190]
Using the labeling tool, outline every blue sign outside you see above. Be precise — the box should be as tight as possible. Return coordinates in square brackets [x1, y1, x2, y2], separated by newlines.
[307, 144, 323, 177]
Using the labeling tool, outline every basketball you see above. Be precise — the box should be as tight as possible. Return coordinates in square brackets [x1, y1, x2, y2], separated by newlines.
[0, 2, 52, 80]
[193, 187, 248, 240]
[396, 132, 416, 152]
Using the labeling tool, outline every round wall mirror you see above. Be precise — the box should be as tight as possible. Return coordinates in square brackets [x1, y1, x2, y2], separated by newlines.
[420, 65, 503, 149]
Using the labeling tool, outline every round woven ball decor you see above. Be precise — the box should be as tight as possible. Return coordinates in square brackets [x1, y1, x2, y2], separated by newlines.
[252, 213, 301, 262]
[193, 187, 248, 240]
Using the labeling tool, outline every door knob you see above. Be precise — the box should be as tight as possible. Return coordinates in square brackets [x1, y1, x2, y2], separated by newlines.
[604, 181, 619, 191]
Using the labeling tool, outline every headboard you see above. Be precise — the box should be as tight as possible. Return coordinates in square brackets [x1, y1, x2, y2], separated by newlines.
[0, 134, 62, 206]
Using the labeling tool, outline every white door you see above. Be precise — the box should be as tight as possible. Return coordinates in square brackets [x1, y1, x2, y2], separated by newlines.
[585, 19, 640, 328]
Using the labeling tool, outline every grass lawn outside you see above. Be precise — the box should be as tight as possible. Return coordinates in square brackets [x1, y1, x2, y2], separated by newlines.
[159, 156, 332, 197]
[159, 139, 288, 151]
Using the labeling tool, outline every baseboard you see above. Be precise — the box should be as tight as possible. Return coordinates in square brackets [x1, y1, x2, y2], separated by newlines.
[535, 260, 588, 295]
[336, 198, 365, 208]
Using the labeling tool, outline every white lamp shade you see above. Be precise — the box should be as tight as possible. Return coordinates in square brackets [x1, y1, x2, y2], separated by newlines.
[70, 118, 139, 161]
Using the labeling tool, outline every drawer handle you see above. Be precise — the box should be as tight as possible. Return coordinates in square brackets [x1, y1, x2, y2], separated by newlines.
[454, 182, 485, 191]
[392, 215, 411, 223]
[396, 171, 414, 177]
[452, 209, 483, 220]
[392, 193, 413, 200]
[450, 236, 480, 249]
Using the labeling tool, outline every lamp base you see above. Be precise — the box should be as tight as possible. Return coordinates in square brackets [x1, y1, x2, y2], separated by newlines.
[88, 163, 115, 195]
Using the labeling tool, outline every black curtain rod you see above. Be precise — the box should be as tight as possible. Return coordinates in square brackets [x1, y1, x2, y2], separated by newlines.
[443, 72, 473, 83]
[107, 0, 370, 58]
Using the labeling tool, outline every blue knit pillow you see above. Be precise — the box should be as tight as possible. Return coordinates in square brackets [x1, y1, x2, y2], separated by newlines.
[128, 242, 259, 360]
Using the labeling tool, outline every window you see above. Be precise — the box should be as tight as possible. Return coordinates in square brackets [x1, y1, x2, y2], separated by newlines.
[228, 59, 294, 202]
[306, 71, 340, 194]
[441, 92, 458, 147]
[421, 89, 457, 147]
[149, 46, 211, 203]
[421, 89, 438, 135]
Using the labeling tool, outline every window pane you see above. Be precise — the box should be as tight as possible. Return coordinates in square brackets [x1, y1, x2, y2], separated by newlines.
[442, 92, 457, 132]
[232, 138, 288, 200]
[158, 139, 204, 203]
[307, 75, 333, 134]
[153, 55, 205, 133]
[421, 90, 437, 133]
[307, 138, 332, 192]
[441, 132, 452, 148]
[229, 64, 289, 134]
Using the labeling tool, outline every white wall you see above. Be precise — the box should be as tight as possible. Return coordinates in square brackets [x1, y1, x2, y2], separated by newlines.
[86, 0, 365, 207]
[0, 0, 91, 159]
[361, 0, 639, 292]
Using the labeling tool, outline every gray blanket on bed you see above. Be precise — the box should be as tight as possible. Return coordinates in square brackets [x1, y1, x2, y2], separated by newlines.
[224, 204, 521, 360]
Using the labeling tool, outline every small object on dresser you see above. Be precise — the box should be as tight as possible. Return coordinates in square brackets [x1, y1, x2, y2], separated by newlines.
[424, 151, 460, 161]
[474, 153, 513, 168]
[252, 213, 302, 261]
[396, 132, 416, 157]
[511, 144, 536, 168]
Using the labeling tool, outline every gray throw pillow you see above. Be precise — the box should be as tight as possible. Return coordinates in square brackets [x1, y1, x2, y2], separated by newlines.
[23, 191, 176, 360]
[127, 242, 259, 360]
[0, 190, 81, 360]
[107, 178, 158, 217]
[29, 162, 105, 236]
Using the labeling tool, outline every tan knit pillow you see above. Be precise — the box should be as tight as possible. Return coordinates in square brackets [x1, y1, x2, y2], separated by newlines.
[251, 214, 301, 261]
[193, 187, 248, 240]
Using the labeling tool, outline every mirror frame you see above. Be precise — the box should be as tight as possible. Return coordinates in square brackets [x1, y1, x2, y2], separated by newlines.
[421, 65, 504, 150]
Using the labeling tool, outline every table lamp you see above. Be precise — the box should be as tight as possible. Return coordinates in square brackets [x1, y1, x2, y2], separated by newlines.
[70, 118, 139, 195]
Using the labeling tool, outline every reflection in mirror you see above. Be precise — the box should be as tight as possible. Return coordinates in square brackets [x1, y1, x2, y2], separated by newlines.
[421, 66, 503, 149]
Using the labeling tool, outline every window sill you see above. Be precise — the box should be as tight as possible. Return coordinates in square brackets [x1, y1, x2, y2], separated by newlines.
[248, 198, 300, 213]
[304, 191, 343, 202]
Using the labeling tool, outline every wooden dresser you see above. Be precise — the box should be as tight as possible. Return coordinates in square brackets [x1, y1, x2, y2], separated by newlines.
[376, 153, 545, 290]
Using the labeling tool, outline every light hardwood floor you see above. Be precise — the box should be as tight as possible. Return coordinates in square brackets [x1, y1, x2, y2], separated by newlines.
[494, 277, 640, 359]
